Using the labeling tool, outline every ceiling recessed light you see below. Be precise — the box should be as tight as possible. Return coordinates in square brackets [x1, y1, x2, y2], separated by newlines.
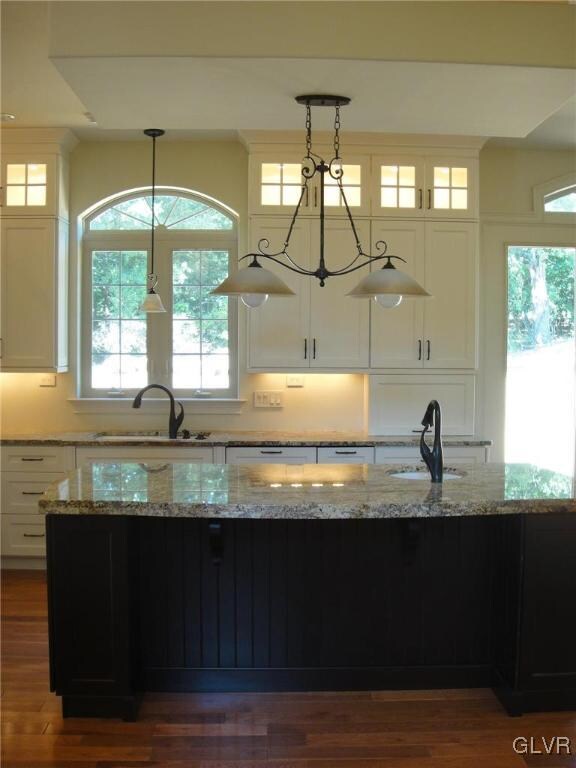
[0, 113, 16, 122]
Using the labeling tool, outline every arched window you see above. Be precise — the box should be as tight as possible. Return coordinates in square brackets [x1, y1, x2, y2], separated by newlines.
[543, 185, 576, 214]
[82, 189, 238, 399]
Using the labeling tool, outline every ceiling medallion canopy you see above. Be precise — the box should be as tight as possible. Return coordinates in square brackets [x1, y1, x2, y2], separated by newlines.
[213, 95, 430, 309]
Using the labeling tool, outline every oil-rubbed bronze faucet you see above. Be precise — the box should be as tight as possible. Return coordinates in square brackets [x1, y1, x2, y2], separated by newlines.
[132, 384, 184, 439]
[420, 400, 443, 483]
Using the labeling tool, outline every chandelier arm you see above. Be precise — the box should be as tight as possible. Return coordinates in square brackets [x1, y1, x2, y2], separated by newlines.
[255, 252, 318, 276]
[337, 177, 365, 258]
[325, 254, 391, 277]
[282, 183, 309, 251]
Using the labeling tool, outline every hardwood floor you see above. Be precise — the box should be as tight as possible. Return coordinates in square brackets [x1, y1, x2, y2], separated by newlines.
[1, 570, 575, 767]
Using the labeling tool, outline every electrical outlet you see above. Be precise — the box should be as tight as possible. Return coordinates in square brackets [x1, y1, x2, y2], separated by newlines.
[39, 374, 57, 387]
[253, 390, 284, 408]
[286, 374, 304, 388]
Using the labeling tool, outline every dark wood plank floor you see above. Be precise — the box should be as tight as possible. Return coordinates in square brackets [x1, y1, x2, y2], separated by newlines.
[1, 570, 575, 767]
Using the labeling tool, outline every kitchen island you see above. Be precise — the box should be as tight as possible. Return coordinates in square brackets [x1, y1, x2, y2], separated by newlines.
[40, 461, 576, 720]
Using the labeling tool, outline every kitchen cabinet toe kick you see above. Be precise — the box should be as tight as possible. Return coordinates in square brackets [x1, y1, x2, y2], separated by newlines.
[46, 514, 576, 719]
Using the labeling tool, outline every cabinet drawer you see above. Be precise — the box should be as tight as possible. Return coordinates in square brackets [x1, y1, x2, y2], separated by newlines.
[226, 446, 317, 464]
[317, 446, 375, 464]
[1, 514, 46, 557]
[2, 472, 65, 515]
[374, 445, 487, 464]
[76, 447, 213, 465]
[1, 446, 75, 473]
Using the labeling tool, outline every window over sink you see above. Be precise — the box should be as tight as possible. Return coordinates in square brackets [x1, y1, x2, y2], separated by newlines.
[81, 189, 238, 399]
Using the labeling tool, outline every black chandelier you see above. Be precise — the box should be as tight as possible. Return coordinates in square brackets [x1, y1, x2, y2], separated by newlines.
[213, 95, 430, 309]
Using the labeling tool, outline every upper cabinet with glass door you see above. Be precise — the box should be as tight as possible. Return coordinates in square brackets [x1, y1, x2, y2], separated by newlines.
[371, 154, 478, 220]
[1, 154, 68, 218]
[249, 154, 371, 216]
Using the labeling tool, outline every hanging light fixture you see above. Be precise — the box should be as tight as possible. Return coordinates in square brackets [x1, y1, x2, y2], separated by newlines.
[212, 95, 430, 308]
[140, 128, 166, 313]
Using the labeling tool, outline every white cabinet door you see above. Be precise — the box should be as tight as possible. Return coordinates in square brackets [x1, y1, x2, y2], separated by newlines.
[226, 446, 317, 464]
[374, 445, 487, 464]
[1, 446, 75, 472]
[1, 154, 57, 216]
[247, 218, 311, 369]
[424, 157, 479, 220]
[0, 218, 68, 371]
[2, 472, 66, 514]
[371, 155, 426, 218]
[423, 222, 478, 369]
[369, 374, 476, 435]
[369, 221, 425, 369]
[309, 219, 370, 369]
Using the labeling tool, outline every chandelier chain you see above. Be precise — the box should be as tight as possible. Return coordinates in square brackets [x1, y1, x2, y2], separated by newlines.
[305, 104, 312, 159]
[333, 105, 341, 159]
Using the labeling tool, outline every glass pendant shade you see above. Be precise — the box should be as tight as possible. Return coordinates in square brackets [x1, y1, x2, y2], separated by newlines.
[211, 262, 295, 298]
[347, 265, 430, 299]
[139, 288, 166, 313]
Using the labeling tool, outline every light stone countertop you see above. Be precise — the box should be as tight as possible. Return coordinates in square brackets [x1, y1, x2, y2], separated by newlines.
[39, 461, 574, 520]
[0, 430, 492, 448]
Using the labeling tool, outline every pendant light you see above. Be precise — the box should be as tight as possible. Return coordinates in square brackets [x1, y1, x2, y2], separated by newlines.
[212, 95, 430, 308]
[140, 128, 166, 313]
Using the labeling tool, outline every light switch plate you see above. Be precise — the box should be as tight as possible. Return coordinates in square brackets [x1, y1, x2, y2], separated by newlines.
[253, 390, 284, 408]
[39, 374, 57, 387]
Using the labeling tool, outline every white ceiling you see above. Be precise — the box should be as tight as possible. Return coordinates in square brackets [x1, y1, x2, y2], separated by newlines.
[50, 56, 575, 140]
[1, 1, 575, 146]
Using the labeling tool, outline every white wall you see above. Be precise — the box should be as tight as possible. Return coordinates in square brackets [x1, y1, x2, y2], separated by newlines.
[1, 141, 574, 441]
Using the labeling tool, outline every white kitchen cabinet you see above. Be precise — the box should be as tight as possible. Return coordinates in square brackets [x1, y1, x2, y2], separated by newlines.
[375, 445, 488, 465]
[369, 374, 476, 436]
[226, 446, 317, 464]
[1, 445, 76, 472]
[247, 217, 370, 370]
[0, 217, 68, 371]
[371, 154, 478, 220]
[75, 446, 214, 465]
[370, 221, 478, 370]
[248, 153, 371, 216]
[0, 446, 75, 560]
[317, 446, 375, 464]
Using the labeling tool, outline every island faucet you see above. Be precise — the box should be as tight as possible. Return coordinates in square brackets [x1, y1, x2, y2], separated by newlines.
[132, 384, 184, 439]
[420, 399, 443, 483]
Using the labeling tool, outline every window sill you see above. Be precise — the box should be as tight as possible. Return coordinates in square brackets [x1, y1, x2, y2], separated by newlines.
[69, 398, 246, 415]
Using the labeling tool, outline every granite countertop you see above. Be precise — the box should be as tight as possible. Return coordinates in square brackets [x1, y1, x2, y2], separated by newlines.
[39, 461, 574, 520]
[0, 430, 492, 447]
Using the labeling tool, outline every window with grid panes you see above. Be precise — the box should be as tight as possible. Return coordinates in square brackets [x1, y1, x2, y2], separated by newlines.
[82, 191, 238, 398]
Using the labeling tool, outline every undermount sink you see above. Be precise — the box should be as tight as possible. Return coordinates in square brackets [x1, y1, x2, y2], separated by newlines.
[94, 431, 211, 441]
[388, 469, 464, 481]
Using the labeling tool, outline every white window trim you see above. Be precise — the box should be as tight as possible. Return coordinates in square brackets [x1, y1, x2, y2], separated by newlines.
[80, 189, 241, 403]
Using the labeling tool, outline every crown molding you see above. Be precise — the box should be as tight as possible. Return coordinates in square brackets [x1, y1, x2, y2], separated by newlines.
[0, 127, 79, 153]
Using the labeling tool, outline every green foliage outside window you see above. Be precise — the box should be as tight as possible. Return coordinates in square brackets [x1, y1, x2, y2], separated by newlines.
[507, 246, 575, 353]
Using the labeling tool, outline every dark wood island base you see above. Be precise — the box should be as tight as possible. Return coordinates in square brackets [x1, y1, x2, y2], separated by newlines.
[46, 513, 576, 720]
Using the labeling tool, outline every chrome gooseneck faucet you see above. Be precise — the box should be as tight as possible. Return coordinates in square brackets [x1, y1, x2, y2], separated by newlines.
[420, 400, 443, 483]
[132, 384, 184, 439]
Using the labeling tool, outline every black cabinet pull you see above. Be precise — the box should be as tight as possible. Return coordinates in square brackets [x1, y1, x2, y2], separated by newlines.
[335, 450, 357, 455]
[304, 338, 307, 359]
[208, 521, 223, 565]
[21, 457, 44, 462]
[427, 340, 431, 360]
[260, 450, 283, 454]
[21, 491, 44, 496]
[427, 189, 432, 209]
[23, 533, 45, 538]
[418, 188, 423, 209]
[418, 340, 422, 360]
[313, 338, 316, 359]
